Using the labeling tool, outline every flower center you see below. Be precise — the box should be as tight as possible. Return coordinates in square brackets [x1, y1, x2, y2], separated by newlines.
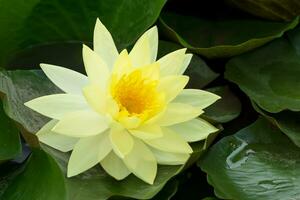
[111, 69, 164, 119]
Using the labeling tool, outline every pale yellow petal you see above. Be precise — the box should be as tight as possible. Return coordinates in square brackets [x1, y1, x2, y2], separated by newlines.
[37, 120, 79, 152]
[169, 118, 218, 142]
[140, 62, 160, 80]
[24, 94, 88, 120]
[157, 103, 203, 126]
[173, 89, 221, 109]
[130, 124, 163, 140]
[82, 44, 110, 88]
[93, 18, 119, 69]
[123, 138, 157, 184]
[100, 151, 131, 180]
[129, 26, 158, 67]
[144, 127, 192, 154]
[150, 147, 190, 165]
[53, 110, 109, 137]
[83, 84, 106, 114]
[112, 49, 133, 78]
[158, 75, 189, 103]
[40, 64, 88, 95]
[158, 49, 186, 76]
[178, 54, 193, 75]
[110, 127, 134, 158]
[118, 116, 141, 129]
[67, 131, 111, 177]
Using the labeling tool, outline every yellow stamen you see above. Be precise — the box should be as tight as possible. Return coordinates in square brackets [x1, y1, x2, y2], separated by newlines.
[111, 67, 164, 120]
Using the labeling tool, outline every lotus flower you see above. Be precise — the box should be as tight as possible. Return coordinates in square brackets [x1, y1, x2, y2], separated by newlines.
[25, 19, 220, 184]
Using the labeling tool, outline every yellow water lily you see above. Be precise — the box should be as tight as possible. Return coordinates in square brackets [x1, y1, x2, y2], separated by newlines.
[25, 19, 220, 184]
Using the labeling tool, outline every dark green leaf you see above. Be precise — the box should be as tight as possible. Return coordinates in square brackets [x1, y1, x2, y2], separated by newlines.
[0, 101, 21, 161]
[252, 102, 300, 148]
[204, 86, 241, 123]
[226, 0, 300, 21]
[200, 118, 300, 200]
[151, 179, 179, 200]
[1, 149, 66, 200]
[225, 32, 300, 113]
[159, 12, 298, 58]
[0, 70, 60, 134]
[158, 41, 219, 88]
[0, 0, 166, 66]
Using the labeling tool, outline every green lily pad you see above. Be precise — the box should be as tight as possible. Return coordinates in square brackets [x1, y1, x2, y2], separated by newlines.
[151, 179, 179, 200]
[0, 70, 60, 134]
[0, 0, 166, 66]
[0, 100, 21, 161]
[159, 12, 298, 58]
[225, 31, 300, 113]
[199, 118, 300, 200]
[204, 86, 241, 123]
[1, 149, 66, 200]
[158, 41, 219, 89]
[226, 0, 300, 21]
[252, 102, 300, 148]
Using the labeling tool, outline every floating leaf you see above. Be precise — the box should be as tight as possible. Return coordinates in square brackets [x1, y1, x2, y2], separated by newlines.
[0, 0, 166, 65]
[204, 86, 241, 123]
[225, 31, 300, 113]
[252, 102, 300, 148]
[226, 0, 300, 21]
[159, 12, 298, 58]
[200, 118, 300, 200]
[1, 149, 66, 200]
[0, 101, 21, 161]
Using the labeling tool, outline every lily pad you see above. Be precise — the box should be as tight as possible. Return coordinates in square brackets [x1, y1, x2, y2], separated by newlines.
[159, 12, 298, 58]
[199, 118, 300, 200]
[1, 149, 66, 200]
[204, 86, 241, 123]
[226, 26, 300, 113]
[226, 0, 300, 21]
[0, 0, 166, 65]
[0, 101, 21, 161]
[252, 102, 300, 148]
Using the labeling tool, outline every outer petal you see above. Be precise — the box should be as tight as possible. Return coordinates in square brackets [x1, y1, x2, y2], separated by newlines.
[169, 118, 218, 142]
[150, 147, 190, 165]
[123, 138, 157, 184]
[130, 124, 163, 140]
[158, 75, 189, 103]
[67, 131, 111, 177]
[144, 127, 193, 154]
[110, 126, 134, 158]
[158, 49, 186, 76]
[129, 26, 158, 67]
[173, 89, 221, 110]
[178, 54, 193, 75]
[37, 120, 78, 152]
[100, 151, 131, 180]
[24, 94, 88, 120]
[40, 64, 88, 95]
[157, 103, 203, 126]
[83, 84, 106, 114]
[53, 110, 109, 137]
[93, 18, 119, 69]
[82, 44, 110, 88]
